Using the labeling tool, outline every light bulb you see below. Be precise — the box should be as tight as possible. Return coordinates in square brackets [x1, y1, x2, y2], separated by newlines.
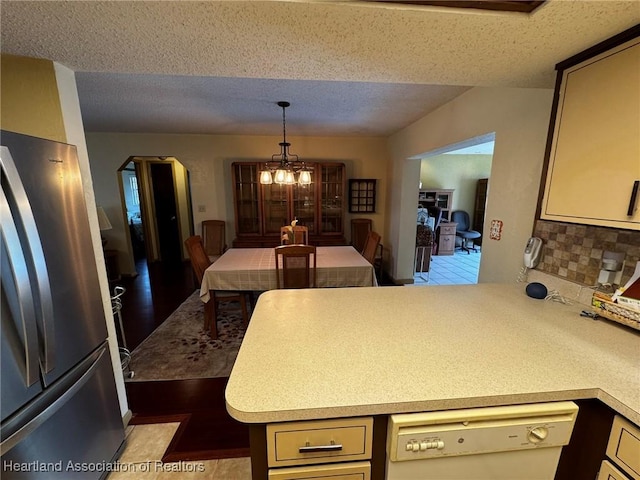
[284, 171, 296, 184]
[298, 170, 312, 185]
[274, 168, 288, 184]
[260, 170, 273, 184]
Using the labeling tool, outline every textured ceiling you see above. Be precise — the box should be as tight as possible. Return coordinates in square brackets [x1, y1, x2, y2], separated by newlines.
[1, 0, 639, 136]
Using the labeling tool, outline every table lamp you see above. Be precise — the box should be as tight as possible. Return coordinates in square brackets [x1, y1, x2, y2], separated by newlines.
[97, 206, 113, 247]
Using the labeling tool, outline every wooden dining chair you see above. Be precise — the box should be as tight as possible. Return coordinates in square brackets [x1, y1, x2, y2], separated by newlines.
[274, 245, 317, 289]
[280, 225, 309, 245]
[184, 235, 249, 338]
[361, 231, 381, 266]
[351, 218, 372, 253]
[202, 220, 227, 263]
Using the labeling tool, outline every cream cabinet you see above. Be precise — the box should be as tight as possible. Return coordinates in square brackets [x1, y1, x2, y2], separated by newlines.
[541, 35, 640, 230]
[599, 460, 632, 480]
[268, 462, 370, 479]
[597, 415, 640, 480]
[266, 417, 373, 479]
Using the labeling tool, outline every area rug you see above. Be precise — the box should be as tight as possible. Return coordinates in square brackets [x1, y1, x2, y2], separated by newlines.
[127, 291, 248, 382]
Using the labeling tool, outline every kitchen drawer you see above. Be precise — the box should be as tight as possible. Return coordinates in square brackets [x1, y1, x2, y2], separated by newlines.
[267, 417, 373, 467]
[606, 416, 640, 480]
[268, 461, 371, 479]
[599, 460, 631, 480]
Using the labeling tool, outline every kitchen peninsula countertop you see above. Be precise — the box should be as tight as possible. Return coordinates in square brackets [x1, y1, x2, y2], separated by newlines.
[225, 284, 640, 426]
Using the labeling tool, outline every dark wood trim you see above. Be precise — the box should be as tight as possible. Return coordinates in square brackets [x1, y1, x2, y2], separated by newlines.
[125, 378, 250, 463]
[371, 416, 389, 480]
[365, 0, 545, 13]
[249, 425, 268, 480]
[554, 399, 616, 480]
[129, 413, 190, 426]
[162, 414, 250, 463]
[534, 62, 565, 227]
[556, 24, 640, 72]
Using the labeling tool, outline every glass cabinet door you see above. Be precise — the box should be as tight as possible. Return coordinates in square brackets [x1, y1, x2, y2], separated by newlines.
[319, 164, 344, 234]
[232, 162, 345, 245]
[262, 181, 290, 235]
[233, 163, 260, 234]
[292, 173, 315, 235]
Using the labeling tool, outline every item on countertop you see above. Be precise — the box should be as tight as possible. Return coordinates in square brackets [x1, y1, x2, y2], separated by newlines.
[525, 282, 548, 299]
[592, 291, 640, 331]
[612, 260, 640, 303]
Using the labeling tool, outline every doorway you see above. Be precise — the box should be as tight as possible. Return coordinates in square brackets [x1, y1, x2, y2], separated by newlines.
[413, 136, 494, 285]
[118, 156, 193, 273]
[150, 162, 182, 264]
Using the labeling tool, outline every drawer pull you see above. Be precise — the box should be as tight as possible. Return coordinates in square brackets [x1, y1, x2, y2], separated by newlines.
[299, 440, 343, 453]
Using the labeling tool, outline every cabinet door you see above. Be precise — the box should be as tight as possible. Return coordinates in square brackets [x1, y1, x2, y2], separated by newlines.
[319, 164, 345, 235]
[233, 163, 261, 235]
[292, 178, 316, 235]
[541, 37, 640, 229]
[263, 182, 292, 235]
[268, 461, 370, 479]
[598, 460, 632, 480]
[605, 416, 640, 480]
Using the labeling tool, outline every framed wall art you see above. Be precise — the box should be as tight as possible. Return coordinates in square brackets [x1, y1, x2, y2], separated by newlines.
[348, 179, 376, 213]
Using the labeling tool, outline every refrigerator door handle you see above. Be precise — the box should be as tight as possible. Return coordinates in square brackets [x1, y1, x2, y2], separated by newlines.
[0, 147, 55, 373]
[0, 344, 108, 455]
[0, 188, 39, 387]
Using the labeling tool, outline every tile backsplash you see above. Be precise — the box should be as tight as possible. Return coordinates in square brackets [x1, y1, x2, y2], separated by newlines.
[533, 220, 640, 287]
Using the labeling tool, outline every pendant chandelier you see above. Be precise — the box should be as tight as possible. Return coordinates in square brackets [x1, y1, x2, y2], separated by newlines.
[259, 101, 312, 186]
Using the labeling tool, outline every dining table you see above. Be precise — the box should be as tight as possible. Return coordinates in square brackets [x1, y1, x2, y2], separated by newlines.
[199, 245, 378, 304]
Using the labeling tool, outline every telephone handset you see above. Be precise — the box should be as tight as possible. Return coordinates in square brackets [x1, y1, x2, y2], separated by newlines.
[524, 237, 543, 268]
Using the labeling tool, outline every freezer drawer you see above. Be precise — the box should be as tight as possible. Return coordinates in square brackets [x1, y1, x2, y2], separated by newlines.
[1, 344, 125, 479]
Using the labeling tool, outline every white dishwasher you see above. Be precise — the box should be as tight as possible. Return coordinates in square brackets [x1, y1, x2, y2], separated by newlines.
[386, 401, 578, 480]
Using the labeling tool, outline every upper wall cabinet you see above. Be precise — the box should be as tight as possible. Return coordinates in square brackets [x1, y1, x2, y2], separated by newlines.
[540, 29, 640, 230]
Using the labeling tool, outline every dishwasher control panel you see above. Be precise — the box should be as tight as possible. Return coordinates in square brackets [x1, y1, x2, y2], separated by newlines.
[388, 401, 578, 462]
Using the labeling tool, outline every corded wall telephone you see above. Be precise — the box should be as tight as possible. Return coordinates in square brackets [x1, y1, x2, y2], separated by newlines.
[524, 237, 543, 268]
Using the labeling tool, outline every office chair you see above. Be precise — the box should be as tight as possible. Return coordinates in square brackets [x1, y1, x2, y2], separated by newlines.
[451, 210, 481, 253]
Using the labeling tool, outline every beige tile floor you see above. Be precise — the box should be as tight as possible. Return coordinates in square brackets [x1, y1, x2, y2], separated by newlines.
[414, 248, 481, 285]
[107, 423, 252, 479]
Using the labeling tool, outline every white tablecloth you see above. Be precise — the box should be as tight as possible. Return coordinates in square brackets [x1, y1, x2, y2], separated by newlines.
[200, 246, 377, 302]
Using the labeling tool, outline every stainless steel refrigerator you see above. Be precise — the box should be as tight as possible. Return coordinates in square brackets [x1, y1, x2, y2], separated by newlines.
[1, 131, 125, 478]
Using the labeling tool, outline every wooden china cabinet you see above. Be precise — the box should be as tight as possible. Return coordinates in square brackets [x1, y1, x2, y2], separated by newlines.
[232, 162, 347, 247]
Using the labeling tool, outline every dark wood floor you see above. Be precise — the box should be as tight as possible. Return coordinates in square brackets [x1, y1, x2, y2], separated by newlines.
[114, 258, 250, 460]
[116, 257, 196, 352]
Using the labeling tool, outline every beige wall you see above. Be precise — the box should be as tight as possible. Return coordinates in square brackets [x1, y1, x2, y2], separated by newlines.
[1, 55, 129, 420]
[420, 154, 493, 215]
[1, 54, 66, 142]
[86, 133, 389, 276]
[387, 86, 554, 283]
